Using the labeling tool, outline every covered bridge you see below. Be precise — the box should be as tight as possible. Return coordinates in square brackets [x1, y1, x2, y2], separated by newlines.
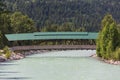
[5, 32, 98, 41]
[5, 32, 98, 50]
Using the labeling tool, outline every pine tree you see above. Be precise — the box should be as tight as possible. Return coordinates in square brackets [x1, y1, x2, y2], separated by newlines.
[0, 0, 6, 13]
[0, 31, 4, 48]
[97, 14, 119, 59]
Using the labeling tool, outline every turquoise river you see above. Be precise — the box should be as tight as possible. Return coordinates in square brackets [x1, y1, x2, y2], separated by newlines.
[0, 50, 120, 80]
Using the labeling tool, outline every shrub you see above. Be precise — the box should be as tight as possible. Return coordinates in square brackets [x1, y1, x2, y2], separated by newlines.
[114, 48, 120, 60]
[3, 46, 11, 59]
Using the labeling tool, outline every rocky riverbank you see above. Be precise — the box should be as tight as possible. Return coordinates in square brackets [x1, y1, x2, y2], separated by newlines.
[91, 54, 120, 65]
[1, 50, 119, 65]
[0, 51, 25, 62]
[0, 50, 55, 62]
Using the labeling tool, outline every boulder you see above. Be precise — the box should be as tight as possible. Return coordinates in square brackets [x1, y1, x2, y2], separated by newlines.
[0, 56, 6, 62]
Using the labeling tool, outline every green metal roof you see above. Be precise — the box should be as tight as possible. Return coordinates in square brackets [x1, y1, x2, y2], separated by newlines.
[5, 32, 98, 41]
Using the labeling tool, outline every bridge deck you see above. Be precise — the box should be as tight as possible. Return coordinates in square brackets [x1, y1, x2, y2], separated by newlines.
[11, 45, 96, 51]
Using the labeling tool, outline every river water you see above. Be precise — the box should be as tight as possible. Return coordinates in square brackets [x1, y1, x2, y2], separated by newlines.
[0, 50, 120, 80]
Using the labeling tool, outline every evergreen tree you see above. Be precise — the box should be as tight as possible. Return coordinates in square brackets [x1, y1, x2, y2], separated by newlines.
[0, 0, 4, 13]
[0, 31, 4, 48]
[0, 0, 8, 49]
[97, 14, 119, 60]
[4, 0, 120, 31]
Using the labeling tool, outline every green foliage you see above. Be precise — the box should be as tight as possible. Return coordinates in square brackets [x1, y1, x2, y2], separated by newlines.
[10, 12, 36, 33]
[117, 24, 120, 33]
[97, 14, 119, 60]
[3, 46, 11, 59]
[96, 33, 102, 57]
[41, 22, 85, 32]
[0, 0, 5, 13]
[0, 1, 10, 48]
[32, 39, 96, 46]
[114, 48, 120, 60]
[4, 0, 120, 31]
[0, 31, 4, 48]
[0, 13, 11, 34]
[0, 11, 36, 48]
[41, 24, 59, 32]
[117, 24, 120, 47]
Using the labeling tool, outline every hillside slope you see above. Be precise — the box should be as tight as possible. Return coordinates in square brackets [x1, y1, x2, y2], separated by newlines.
[5, 0, 120, 31]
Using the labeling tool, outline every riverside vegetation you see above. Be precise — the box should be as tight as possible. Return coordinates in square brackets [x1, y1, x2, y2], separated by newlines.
[0, 46, 25, 61]
[0, 0, 120, 61]
[97, 14, 120, 61]
[4, 0, 120, 32]
[0, 0, 94, 48]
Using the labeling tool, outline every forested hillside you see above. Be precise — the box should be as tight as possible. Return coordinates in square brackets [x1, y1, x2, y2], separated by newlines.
[4, 0, 120, 31]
